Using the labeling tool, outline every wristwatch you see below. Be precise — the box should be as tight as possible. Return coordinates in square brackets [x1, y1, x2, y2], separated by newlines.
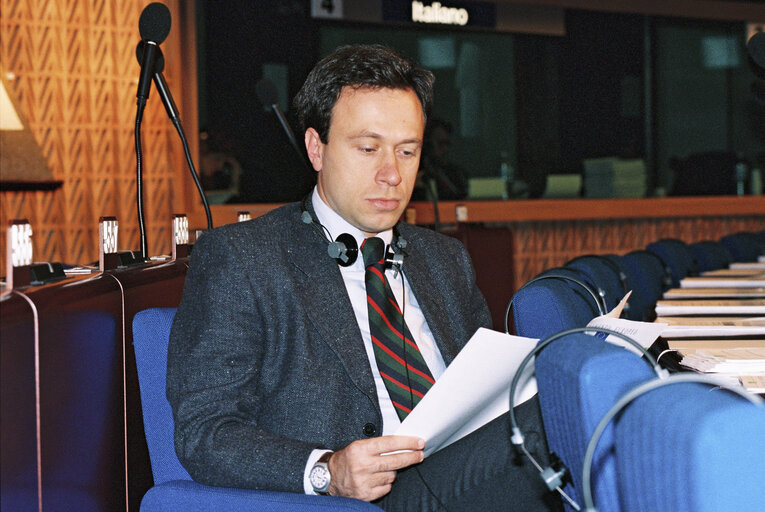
[309, 451, 333, 495]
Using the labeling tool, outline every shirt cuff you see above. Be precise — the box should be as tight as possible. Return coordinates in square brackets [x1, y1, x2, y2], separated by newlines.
[303, 448, 333, 494]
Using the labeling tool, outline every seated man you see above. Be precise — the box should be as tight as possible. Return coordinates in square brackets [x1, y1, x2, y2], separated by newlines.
[167, 44, 561, 512]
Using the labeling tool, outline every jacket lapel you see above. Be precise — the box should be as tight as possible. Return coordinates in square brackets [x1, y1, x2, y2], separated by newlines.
[286, 209, 379, 404]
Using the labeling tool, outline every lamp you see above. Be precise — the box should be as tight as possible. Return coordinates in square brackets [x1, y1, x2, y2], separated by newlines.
[0, 70, 61, 190]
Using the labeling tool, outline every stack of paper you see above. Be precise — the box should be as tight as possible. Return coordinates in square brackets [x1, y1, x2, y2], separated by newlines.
[663, 287, 765, 299]
[658, 316, 765, 338]
[730, 262, 765, 270]
[679, 347, 765, 393]
[583, 157, 646, 198]
[655, 299, 765, 316]
[680, 276, 765, 288]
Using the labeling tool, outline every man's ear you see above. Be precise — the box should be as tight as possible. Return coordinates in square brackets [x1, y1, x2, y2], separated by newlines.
[304, 128, 323, 172]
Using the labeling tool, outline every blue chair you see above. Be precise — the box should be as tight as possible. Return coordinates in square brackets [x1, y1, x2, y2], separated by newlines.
[567, 255, 630, 315]
[689, 240, 733, 272]
[721, 232, 764, 262]
[132, 308, 381, 511]
[534, 333, 657, 512]
[621, 251, 670, 321]
[646, 238, 698, 287]
[510, 274, 601, 339]
[600, 254, 642, 320]
[614, 383, 765, 512]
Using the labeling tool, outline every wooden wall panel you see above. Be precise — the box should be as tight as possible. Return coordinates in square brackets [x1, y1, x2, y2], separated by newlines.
[1, 0, 190, 275]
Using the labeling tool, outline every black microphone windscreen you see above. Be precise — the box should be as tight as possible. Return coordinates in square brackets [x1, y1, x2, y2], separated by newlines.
[256, 78, 279, 107]
[139, 2, 172, 44]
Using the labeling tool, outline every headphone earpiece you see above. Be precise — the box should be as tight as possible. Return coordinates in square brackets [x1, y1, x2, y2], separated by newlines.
[328, 233, 358, 267]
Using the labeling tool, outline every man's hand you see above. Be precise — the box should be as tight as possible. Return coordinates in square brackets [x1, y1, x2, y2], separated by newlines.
[327, 436, 425, 501]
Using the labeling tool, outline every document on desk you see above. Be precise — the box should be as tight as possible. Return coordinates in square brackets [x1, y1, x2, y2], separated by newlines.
[586, 314, 666, 355]
[655, 299, 765, 316]
[394, 328, 538, 457]
[680, 277, 765, 288]
[663, 287, 765, 299]
[730, 262, 765, 270]
[657, 316, 765, 337]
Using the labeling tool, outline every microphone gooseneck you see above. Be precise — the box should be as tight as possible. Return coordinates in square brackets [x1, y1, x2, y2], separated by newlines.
[134, 2, 171, 259]
[256, 77, 311, 171]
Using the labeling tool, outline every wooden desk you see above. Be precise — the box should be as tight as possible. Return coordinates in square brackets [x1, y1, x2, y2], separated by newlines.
[0, 260, 189, 511]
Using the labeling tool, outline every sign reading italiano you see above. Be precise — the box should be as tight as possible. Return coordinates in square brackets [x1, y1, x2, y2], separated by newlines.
[383, 0, 496, 29]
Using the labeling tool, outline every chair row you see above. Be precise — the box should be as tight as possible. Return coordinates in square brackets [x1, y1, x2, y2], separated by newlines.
[509, 230, 765, 339]
[533, 331, 765, 512]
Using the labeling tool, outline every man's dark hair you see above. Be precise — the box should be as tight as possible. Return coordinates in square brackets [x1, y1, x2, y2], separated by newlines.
[294, 44, 435, 143]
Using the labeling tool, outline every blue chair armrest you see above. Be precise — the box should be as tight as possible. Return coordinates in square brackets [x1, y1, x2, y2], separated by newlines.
[140, 480, 383, 511]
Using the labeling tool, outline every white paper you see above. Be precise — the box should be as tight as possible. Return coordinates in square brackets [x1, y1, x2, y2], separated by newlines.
[393, 328, 538, 457]
[586, 315, 667, 355]
[680, 277, 765, 288]
[655, 299, 765, 316]
[658, 316, 765, 338]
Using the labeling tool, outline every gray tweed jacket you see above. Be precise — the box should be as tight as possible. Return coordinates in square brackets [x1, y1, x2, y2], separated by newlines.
[166, 197, 492, 493]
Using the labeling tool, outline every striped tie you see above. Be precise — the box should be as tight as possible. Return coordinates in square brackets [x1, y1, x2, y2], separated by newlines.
[362, 237, 435, 420]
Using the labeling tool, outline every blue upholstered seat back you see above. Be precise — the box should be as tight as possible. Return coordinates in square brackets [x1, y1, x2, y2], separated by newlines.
[567, 256, 629, 314]
[646, 238, 697, 287]
[132, 307, 192, 484]
[614, 383, 765, 512]
[512, 278, 599, 339]
[721, 232, 764, 262]
[689, 240, 733, 272]
[535, 333, 655, 512]
[621, 251, 667, 321]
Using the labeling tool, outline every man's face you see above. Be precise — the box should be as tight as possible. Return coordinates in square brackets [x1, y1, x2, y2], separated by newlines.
[305, 86, 425, 236]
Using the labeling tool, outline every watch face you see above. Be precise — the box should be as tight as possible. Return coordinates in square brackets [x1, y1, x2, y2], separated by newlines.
[310, 464, 330, 491]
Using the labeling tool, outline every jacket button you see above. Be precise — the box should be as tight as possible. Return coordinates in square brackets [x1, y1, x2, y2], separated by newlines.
[362, 423, 376, 437]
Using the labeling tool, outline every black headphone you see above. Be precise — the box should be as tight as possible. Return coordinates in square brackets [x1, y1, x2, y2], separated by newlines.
[300, 196, 408, 269]
[507, 326, 667, 511]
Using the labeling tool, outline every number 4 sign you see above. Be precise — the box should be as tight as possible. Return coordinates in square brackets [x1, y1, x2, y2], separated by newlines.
[311, 0, 344, 19]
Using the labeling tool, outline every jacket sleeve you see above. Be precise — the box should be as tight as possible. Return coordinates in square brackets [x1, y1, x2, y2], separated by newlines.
[166, 229, 314, 492]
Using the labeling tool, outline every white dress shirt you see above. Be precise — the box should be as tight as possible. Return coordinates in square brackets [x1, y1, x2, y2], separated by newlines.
[303, 188, 447, 493]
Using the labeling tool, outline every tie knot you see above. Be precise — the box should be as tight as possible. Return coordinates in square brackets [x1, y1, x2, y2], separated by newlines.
[362, 237, 385, 268]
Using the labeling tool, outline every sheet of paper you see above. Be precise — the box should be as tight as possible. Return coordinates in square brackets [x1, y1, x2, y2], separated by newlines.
[394, 328, 538, 457]
[586, 313, 666, 355]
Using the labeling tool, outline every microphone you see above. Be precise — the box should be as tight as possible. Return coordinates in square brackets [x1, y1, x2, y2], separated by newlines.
[255, 77, 310, 170]
[133, 41, 214, 231]
[135, 42, 178, 121]
[137, 2, 171, 103]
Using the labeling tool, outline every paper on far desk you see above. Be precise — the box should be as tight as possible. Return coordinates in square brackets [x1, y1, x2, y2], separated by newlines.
[587, 315, 667, 355]
[394, 328, 538, 457]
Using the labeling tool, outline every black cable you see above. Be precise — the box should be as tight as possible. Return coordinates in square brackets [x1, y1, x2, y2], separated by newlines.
[172, 117, 212, 230]
[134, 98, 148, 259]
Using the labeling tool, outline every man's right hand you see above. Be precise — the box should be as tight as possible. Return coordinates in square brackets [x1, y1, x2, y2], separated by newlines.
[327, 435, 425, 501]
